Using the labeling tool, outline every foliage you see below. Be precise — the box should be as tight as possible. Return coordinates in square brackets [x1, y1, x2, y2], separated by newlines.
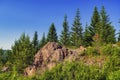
[107, 70, 120, 80]
[11, 33, 34, 73]
[39, 61, 105, 80]
[101, 44, 120, 56]
[47, 23, 58, 42]
[103, 55, 120, 80]
[60, 14, 70, 46]
[85, 43, 120, 56]
[0, 6, 120, 80]
[0, 41, 120, 80]
[90, 6, 101, 34]
[100, 6, 116, 43]
[86, 6, 116, 46]
[32, 31, 39, 54]
[83, 24, 93, 46]
[39, 32, 46, 49]
[0, 49, 11, 68]
[117, 31, 120, 42]
[86, 6, 101, 46]
[71, 8, 83, 47]
[85, 47, 100, 55]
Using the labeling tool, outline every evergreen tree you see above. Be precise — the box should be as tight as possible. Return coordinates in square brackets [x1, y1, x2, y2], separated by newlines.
[11, 33, 33, 73]
[88, 6, 101, 46]
[0, 49, 4, 65]
[60, 14, 70, 46]
[90, 6, 101, 34]
[71, 8, 83, 47]
[32, 31, 39, 53]
[100, 6, 116, 43]
[118, 32, 120, 42]
[47, 23, 58, 42]
[83, 24, 93, 46]
[39, 33, 46, 48]
[89, 6, 115, 44]
[118, 21, 120, 42]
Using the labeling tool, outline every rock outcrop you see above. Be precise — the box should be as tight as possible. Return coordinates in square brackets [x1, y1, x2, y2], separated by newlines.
[24, 42, 105, 76]
[24, 42, 78, 76]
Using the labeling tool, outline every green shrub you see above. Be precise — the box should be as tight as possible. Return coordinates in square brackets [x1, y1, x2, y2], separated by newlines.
[85, 47, 100, 55]
[107, 70, 120, 80]
[0, 44, 120, 80]
[101, 44, 120, 56]
[39, 61, 106, 80]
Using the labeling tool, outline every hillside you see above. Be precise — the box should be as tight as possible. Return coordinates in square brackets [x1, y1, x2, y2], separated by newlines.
[24, 42, 84, 76]
[0, 42, 120, 80]
[25, 42, 120, 80]
[24, 42, 106, 76]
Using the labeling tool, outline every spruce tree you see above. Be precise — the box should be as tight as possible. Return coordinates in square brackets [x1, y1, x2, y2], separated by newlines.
[118, 32, 120, 42]
[0, 49, 4, 65]
[100, 6, 116, 43]
[88, 6, 101, 46]
[118, 21, 120, 42]
[32, 31, 39, 53]
[89, 6, 115, 44]
[60, 14, 70, 46]
[83, 24, 93, 46]
[71, 8, 83, 47]
[39, 33, 46, 48]
[11, 33, 33, 72]
[47, 23, 58, 42]
[90, 6, 101, 34]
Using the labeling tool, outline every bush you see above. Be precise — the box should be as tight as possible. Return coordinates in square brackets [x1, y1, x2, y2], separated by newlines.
[39, 61, 106, 80]
[101, 44, 120, 56]
[85, 47, 100, 55]
[107, 70, 120, 80]
[0, 44, 120, 80]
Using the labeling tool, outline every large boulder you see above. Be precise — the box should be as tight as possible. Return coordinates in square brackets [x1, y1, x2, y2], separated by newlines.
[24, 42, 105, 76]
[24, 42, 75, 76]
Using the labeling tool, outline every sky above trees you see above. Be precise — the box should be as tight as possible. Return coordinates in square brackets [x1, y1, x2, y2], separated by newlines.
[0, 0, 120, 49]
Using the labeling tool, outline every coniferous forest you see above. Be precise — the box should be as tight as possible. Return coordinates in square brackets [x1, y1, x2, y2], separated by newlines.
[0, 6, 120, 80]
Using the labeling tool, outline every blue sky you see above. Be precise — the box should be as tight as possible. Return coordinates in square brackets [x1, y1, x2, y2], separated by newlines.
[0, 0, 119, 49]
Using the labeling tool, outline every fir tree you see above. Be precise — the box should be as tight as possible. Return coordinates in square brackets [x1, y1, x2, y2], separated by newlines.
[100, 6, 116, 43]
[118, 21, 120, 42]
[39, 33, 46, 48]
[60, 14, 70, 46]
[0, 49, 4, 65]
[118, 31, 120, 42]
[89, 6, 115, 44]
[47, 23, 58, 42]
[71, 8, 83, 47]
[83, 24, 93, 46]
[32, 31, 39, 53]
[11, 33, 33, 72]
[90, 6, 101, 34]
[88, 6, 101, 46]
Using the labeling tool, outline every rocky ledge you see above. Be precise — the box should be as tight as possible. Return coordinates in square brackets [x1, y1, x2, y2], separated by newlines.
[24, 42, 86, 76]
